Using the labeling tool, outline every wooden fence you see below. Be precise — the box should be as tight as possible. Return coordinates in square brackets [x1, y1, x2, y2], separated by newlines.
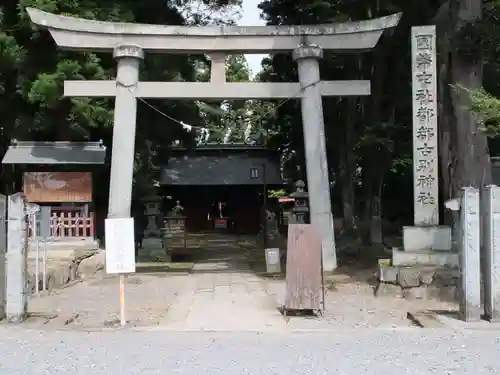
[28, 211, 95, 239]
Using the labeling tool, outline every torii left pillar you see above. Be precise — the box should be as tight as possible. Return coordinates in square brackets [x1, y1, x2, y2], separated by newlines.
[293, 45, 337, 271]
[108, 45, 144, 219]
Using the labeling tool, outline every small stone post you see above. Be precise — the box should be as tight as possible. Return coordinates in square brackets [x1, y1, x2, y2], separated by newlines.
[108, 45, 144, 219]
[6, 193, 28, 323]
[293, 44, 336, 271]
[0, 194, 6, 320]
[459, 187, 481, 322]
[484, 185, 500, 321]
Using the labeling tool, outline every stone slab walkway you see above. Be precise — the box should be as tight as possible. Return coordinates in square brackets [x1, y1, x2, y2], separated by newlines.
[156, 259, 288, 331]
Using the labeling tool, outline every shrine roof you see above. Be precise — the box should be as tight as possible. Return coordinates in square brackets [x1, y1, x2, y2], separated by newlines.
[2, 141, 106, 165]
[160, 150, 283, 186]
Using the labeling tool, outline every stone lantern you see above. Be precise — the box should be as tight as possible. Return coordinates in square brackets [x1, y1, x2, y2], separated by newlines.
[289, 180, 309, 224]
[141, 195, 162, 238]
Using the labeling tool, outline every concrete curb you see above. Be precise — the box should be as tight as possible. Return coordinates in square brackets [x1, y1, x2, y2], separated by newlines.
[407, 310, 500, 330]
[406, 311, 446, 328]
[0, 323, 425, 334]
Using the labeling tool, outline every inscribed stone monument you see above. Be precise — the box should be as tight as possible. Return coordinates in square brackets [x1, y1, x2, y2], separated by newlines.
[394, 26, 453, 267]
[412, 26, 439, 226]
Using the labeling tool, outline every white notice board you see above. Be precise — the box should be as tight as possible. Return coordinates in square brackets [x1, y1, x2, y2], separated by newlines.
[105, 218, 136, 274]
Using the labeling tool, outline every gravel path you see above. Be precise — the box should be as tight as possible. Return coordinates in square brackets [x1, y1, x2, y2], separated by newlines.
[27, 273, 185, 329]
[0, 328, 499, 374]
[264, 276, 457, 330]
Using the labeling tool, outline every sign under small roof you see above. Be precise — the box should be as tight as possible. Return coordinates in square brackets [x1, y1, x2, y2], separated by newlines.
[2, 141, 106, 165]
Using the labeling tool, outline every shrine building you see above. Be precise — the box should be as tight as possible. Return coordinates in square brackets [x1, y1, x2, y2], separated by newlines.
[159, 143, 284, 234]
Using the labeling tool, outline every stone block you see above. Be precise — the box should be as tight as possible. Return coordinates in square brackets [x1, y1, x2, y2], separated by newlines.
[403, 286, 427, 300]
[398, 268, 421, 288]
[434, 268, 460, 286]
[142, 237, 163, 250]
[403, 225, 452, 252]
[55, 265, 71, 286]
[427, 285, 458, 301]
[377, 264, 398, 283]
[375, 282, 402, 298]
[78, 251, 105, 278]
[392, 249, 458, 267]
[419, 269, 435, 285]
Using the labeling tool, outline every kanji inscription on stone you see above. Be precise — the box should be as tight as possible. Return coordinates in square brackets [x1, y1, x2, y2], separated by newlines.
[411, 26, 438, 225]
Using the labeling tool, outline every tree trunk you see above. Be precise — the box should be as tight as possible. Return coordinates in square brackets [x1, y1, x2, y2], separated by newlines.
[363, 38, 389, 245]
[338, 97, 358, 236]
[360, 168, 373, 245]
[436, 19, 455, 225]
[370, 178, 383, 246]
[437, 0, 491, 215]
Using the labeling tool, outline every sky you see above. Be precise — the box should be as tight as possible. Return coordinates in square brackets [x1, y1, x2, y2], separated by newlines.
[239, 0, 267, 75]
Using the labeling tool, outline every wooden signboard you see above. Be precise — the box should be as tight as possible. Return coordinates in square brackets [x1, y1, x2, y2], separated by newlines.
[284, 224, 323, 312]
[24, 172, 92, 203]
[214, 217, 228, 229]
[163, 217, 186, 236]
[163, 216, 187, 255]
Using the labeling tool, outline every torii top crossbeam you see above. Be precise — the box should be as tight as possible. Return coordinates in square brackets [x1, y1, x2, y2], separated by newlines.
[27, 8, 401, 53]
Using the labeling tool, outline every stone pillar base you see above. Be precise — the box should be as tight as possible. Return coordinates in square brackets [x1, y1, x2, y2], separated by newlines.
[391, 225, 455, 267]
[403, 225, 451, 252]
[142, 237, 163, 250]
[144, 229, 161, 238]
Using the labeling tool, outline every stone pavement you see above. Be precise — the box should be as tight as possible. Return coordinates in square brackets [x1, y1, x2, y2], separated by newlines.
[1, 328, 500, 374]
[156, 258, 287, 331]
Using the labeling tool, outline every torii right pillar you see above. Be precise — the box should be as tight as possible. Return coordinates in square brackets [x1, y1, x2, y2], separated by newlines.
[293, 44, 337, 271]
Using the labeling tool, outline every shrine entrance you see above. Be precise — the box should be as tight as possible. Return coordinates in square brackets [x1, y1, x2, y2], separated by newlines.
[23, 8, 403, 330]
[27, 8, 401, 271]
[165, 185, 263, 234]
[160, 143, 283, 236]
[157, 143, 283, 266]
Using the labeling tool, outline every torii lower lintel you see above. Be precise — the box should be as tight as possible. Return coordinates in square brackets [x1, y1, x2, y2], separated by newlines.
[64, 81, 371, 99]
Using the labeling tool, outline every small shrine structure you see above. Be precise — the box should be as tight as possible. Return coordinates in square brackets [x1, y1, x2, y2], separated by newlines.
[2, 141, 106, 244]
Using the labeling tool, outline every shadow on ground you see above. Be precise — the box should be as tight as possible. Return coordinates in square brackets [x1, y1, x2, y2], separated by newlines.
[134, 232, 402, 291]
[243, 232, 395, 288]
[135, 233, 261, 274]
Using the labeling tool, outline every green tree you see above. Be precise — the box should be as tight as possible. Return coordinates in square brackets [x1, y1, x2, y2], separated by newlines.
[196, 54, 255, 143]
[255, 0, 444, 245]
[470, 89, 500, 133]
[0, 0, 242, 200]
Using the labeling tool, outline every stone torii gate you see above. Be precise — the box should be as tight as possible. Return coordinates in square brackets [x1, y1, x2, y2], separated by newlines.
[27, 8, 401, 271]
